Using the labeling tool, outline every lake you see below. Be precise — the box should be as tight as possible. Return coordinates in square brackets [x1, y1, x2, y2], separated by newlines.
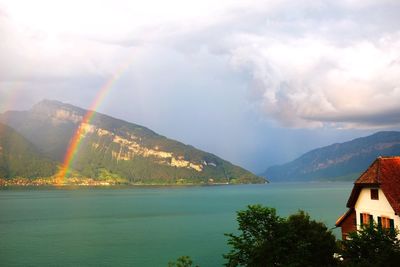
[0, 182, 353, 266]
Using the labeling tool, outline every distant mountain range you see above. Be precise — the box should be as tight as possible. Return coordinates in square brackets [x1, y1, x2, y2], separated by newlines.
[263, 131, 400, 182]
[0, 100, 264, 185]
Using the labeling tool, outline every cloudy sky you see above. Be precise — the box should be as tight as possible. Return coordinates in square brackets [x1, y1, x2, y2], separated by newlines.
[1, 0, 400, 173]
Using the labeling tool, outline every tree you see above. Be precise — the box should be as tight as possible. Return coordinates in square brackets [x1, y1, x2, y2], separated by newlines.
[285, 211, 337, 266]
[340, 224, 400, 267]
[224, 205, 337, 267]
[168, 256, 198, 267]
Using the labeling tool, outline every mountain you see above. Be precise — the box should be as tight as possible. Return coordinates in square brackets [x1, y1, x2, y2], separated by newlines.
[0, 100, 264, 184]
[264, 131, 400, 182]
[0, 122, 57, 179]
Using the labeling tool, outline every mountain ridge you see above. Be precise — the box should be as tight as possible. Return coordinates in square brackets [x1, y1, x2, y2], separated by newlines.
[0, 99, 265, 185]
[263, 131, 400, 182]
[0, 122, 57, 179]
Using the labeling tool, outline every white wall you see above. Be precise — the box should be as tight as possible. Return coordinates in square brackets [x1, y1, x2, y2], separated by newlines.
[355, 188, 400, 231]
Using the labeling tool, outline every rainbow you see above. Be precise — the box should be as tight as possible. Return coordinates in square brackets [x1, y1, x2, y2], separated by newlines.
[56, 59, 133, 184]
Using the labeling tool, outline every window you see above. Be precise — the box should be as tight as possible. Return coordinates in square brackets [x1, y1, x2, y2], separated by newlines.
[370, 189, 379, 200]
[378, 216, 394, 231]
[381, 217, 391, 228]
[360, 213, 373, 226]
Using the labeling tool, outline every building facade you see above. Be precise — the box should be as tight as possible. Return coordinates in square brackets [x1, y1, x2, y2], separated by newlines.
[336, 156, 400, 240]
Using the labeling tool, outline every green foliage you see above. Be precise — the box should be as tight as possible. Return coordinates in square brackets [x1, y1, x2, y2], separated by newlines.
[224, 205, 337, 267]
[340, 224, 400, 267]
[285, 211, 337, 266]
[0, 123, 57, 179]
[168, 256, 198, 267]
[224, 205, 284, 266]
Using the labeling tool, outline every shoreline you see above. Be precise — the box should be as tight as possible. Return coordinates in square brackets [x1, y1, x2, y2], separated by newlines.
[0, 176, 267, 188]
[0, 181, 267, 190]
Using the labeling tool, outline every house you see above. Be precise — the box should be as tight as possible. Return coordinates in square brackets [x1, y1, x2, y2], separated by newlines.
[336, 156, 400, 240]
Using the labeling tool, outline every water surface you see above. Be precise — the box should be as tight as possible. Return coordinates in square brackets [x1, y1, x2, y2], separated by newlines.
[0, 183, 352, 266]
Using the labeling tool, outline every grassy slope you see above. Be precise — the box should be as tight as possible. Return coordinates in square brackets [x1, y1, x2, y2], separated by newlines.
[0, 123, 57, 179]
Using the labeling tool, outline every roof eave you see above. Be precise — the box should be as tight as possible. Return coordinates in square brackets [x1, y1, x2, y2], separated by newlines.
[335, 208, 354, 227]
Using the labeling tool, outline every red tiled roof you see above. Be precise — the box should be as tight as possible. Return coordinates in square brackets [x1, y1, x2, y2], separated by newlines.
[346, 156, 400, 214]
[355, 159, 380, 184]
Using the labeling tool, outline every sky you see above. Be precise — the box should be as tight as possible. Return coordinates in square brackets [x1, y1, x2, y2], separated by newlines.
[1, 0, 400, 173]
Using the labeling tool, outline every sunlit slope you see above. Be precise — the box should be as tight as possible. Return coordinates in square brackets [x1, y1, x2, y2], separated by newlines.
[0, 123, 57, 179]
[264, 131, 400, 182]
[1, 100, 264, 184]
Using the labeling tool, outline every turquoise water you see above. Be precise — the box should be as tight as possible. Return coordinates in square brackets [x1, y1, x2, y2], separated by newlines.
[0, 183, 352, 266]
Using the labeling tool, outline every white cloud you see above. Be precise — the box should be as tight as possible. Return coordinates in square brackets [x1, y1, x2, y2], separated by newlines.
[1, 0, 400, 129]
[212, 0, 400, 129]
[227, 32, 400, 128]
[0, 13, 134, 81]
